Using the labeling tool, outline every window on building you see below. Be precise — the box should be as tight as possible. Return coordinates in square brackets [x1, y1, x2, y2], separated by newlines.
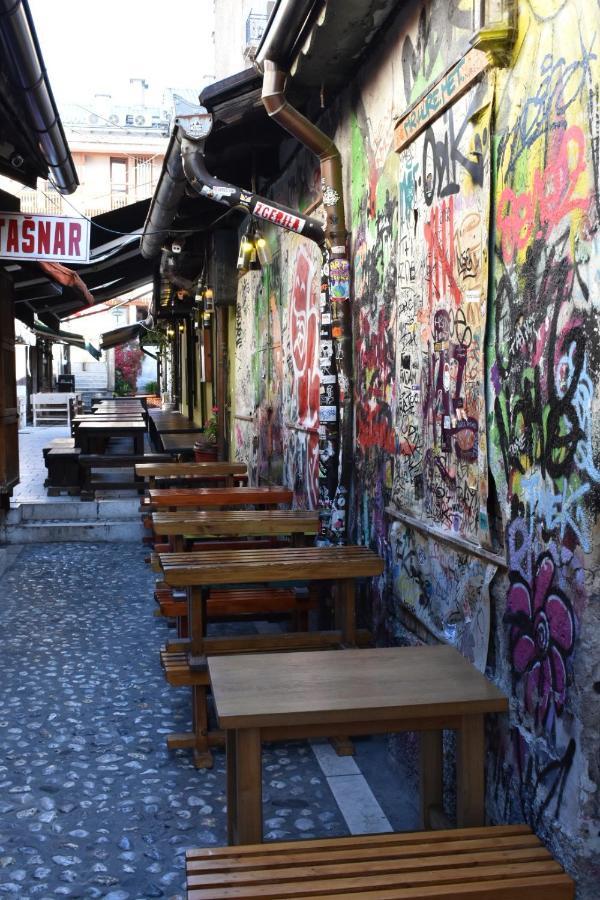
[133, 156, 152, 198]
[110, 158, 127, 193]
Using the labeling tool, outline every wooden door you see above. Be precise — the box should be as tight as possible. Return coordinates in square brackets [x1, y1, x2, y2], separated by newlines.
[0, 271, 19, 505]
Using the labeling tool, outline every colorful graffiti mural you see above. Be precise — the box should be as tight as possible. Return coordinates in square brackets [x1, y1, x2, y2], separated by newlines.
[393, 78, 492, 545]
[389, 521, 495, 670]
[234, 232, 322, 509]
[486, 0, 600, 867]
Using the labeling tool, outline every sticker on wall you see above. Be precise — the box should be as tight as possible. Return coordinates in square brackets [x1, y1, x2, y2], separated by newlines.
[319, 405, 337, 422]
[329, 259, 350, 300]
[322, 186, 340, 206]
[200, 184, 237, 200]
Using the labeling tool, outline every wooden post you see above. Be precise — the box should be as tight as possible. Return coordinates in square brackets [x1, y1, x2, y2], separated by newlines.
[420, 730, 443, 829]
[456, 714, 485, 826]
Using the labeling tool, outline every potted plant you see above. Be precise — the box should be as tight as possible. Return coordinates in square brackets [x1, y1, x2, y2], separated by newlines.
[194, 406, 219, 461]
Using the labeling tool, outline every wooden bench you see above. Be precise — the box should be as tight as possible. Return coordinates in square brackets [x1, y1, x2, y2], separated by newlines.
[135, 461, 248, 490]
[147, 485, 294, 510]
[185, 825, 574, 899]
[156, 585, 316, 630]
[46, 447, 81, 496]
[159, 649, 218, 767]
[142, 487, 295, 544]
[43, 438, 76, 485]
[79, 453, 171, 500]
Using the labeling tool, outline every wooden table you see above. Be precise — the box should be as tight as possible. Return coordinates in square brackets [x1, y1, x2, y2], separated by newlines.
[149, 410, 203, 432]
[159, 433, 201, 457]
[159, 544, 384, 663]
[152, 509, 319, 551]
[77, 420, 147, 455]
[136, 461, 247, 489]
[208, 645, 509, 844]
[148, 485, 293, 510]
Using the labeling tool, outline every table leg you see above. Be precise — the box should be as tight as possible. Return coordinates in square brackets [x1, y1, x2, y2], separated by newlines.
[226, 731, 237, 845]
[187, 585, 207, 667]
[456, 714, 485, 826]
[135, 433, 144, 455]
[173, 534, 184, 553]
[420, 730, 443, 829]
[335, 579, 356, 645]
[230, 728, 262, 845]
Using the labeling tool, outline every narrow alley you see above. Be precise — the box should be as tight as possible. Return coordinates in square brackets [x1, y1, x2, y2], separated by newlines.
[0, 0, 598, 898]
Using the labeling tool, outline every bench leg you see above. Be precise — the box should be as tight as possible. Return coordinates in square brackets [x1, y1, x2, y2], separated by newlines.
[192, 684, 213, 769]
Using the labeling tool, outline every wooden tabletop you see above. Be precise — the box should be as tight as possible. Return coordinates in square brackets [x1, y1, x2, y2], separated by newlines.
[209, 645, 508, 730]
[135, 462, 247, 478]
[149, 486, 293, 508]
[77, 420, 146, 431]
[152, 509, 320, 537]
[160, 434, 201, 452]
[159, 545, 383, 585]
[149, 411, 204, 433]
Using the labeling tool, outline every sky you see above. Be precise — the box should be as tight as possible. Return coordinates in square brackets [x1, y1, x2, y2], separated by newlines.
[28, 0, 216, 108]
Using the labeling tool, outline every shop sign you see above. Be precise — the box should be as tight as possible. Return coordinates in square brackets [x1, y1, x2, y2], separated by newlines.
[0, 212, 90, 263]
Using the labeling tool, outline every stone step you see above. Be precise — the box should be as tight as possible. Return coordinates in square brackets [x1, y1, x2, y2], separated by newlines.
[6, 498, 141, 523]
[0, 520, 144, 544]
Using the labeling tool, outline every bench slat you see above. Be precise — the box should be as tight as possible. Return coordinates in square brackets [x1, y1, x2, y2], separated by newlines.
[186, 827, 573, 900]
[187, 864, 566, 898]
[187, 833, 544, 871]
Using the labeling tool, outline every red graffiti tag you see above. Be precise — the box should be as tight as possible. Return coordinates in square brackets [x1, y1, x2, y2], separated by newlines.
[290, 247, 320, 428]
[357, 308, 396, 452]
[497, 125, 588, 261]
[424, 196, 462, 308]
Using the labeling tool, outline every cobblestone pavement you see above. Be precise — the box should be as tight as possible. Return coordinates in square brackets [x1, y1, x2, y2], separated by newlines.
[0, 543, 350, 899]
[13, 427, 72, 504]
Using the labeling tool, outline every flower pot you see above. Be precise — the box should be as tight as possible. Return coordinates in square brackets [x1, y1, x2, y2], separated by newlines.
[194, 441, 218, 462]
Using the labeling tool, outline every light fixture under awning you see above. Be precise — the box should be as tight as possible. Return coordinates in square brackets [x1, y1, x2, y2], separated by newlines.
[31, 319, 101, 360]
[100, 317, 153, 351]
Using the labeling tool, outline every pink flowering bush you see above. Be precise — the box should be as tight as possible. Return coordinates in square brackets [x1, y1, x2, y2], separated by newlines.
[115, 342, 144, 395]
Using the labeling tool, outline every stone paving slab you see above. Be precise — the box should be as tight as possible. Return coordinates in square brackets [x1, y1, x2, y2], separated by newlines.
[0, 544, 349, 899]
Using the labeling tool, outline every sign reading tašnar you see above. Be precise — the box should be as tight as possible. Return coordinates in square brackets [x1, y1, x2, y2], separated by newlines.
[0, 212, 90, 263]
[253, 201, 305, 234]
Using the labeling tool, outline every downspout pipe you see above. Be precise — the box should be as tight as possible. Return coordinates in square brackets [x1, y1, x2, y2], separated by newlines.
[0, 0, 78, 193]
[261, 59, 353, 541]
[140, 127, 186, 260]
[179, 135, 325, 245]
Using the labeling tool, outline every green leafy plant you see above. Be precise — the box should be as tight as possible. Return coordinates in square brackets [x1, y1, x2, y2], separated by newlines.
[144, 380, 158, 395]
[204, 405, 218, 443]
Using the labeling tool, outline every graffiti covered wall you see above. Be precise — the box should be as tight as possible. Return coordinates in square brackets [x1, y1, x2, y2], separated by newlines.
[233, 231, 322, 508]
[228, 0, 600, 888]
[345, 0, 600, 890]
[486, 1, 600, 884]
[393, 78, 492, 544]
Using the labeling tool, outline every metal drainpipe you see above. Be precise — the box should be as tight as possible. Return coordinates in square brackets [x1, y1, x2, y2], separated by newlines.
[261, 60, 353, 543]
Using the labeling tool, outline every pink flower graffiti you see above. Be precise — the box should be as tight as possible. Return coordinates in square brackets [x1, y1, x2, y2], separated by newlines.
[504, 553, 575, 727]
